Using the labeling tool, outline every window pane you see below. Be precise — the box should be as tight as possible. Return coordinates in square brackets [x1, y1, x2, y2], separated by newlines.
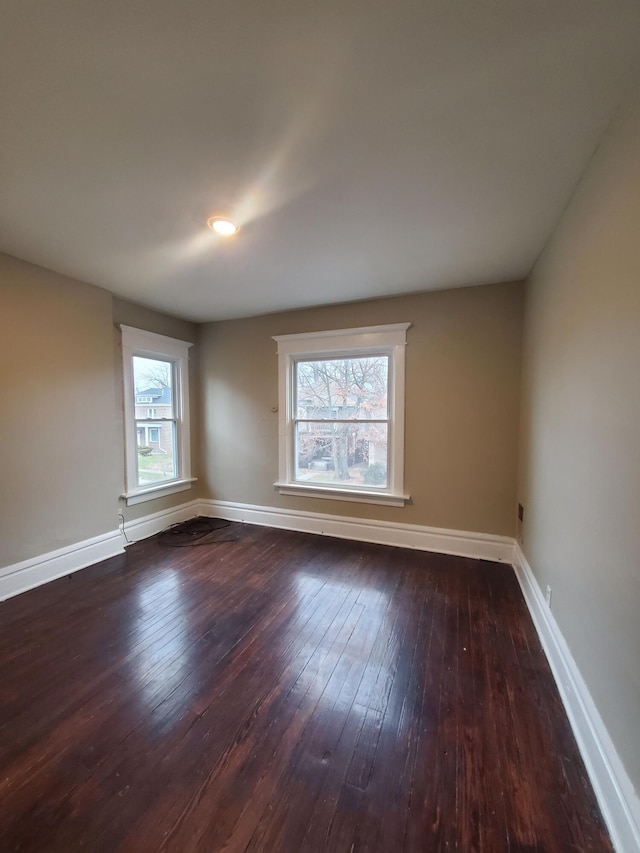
[295, 356, 388, 420]
[295, 422, 388, 488]
[136, 421, 177, 485]
[133, 356, 174, 418]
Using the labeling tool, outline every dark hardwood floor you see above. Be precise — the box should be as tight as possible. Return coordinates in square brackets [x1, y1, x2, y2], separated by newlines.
[0, 523, 611, 852]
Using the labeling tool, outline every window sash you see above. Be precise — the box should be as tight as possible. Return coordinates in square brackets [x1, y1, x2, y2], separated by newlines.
[135, 420, 178, 486]
[294, 420, 390, 490]
[294, 354, 390, 421]
[290, 349, 394, 493]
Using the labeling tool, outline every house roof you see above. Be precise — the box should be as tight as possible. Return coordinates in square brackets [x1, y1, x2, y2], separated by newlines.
[1, 2, 639, 322]
[135, 386, 172, 405]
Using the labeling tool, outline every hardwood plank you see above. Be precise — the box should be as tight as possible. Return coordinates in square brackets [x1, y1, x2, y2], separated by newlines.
[0, 524, 613, 852]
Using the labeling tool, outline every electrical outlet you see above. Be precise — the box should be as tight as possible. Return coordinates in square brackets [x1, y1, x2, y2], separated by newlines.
[545, 585, 552, 607]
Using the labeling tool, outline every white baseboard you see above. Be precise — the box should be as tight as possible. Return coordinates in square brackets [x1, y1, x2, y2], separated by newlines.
[0, 501, 200, 603]
[120, 500, 200, 544]
[197, 498, 513, 562]
[0, 530, 124, 602]
[512, 543, 640, 853]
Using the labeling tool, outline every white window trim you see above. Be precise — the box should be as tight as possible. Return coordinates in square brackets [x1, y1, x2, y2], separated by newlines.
[120, 325, 195, 506]
[273, 323, 411, 507]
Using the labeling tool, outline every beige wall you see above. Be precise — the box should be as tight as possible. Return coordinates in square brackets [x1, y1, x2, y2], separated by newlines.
[112, 298, 201, 522]
[0, 254, 120, 566]
[0, 257, 202, 570]
[518, 97, 640, 790]
[199, 281, 524, 536]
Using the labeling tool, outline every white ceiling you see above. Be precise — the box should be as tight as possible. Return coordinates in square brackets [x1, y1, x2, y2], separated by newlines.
[2, 2, 639, 322]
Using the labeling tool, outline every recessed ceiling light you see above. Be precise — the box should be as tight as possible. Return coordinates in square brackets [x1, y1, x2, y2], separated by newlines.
[207, 217, 238, 235]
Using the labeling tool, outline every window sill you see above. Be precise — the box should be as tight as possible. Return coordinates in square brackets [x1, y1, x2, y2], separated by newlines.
[121, 478, 197, 506]
[274, 482, 410, 507]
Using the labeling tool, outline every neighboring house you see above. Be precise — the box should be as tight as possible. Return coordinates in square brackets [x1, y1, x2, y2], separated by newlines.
[134, 386, 173, 455]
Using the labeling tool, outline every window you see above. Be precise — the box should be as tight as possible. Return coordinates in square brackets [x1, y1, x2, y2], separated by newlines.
[273, 323, 410, 506]
[121, 326, 195, 505]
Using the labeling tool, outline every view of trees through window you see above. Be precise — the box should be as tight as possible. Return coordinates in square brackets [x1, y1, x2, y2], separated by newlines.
[133, 356, 177, 485]
[295, 355, 389, 487]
